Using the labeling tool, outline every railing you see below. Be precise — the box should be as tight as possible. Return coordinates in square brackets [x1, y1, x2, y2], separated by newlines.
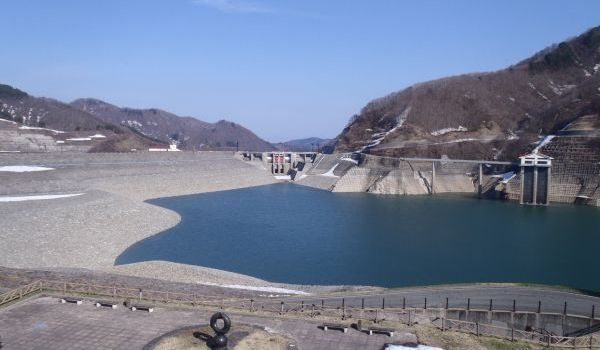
[440, 317, 600, 348]
[0, 280, 43, 306]
[1, 279, 599, 348]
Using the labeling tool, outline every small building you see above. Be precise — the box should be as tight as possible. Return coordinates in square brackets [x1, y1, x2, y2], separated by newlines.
[519, 152, 552, 205]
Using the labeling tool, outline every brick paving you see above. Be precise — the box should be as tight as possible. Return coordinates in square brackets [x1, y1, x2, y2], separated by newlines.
[0, 297, 416, 350]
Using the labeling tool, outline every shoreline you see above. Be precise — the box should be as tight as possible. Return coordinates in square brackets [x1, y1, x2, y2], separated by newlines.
[1, 152, 598, 296]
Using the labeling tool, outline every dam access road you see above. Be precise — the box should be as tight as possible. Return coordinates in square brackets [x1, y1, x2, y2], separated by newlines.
[1, 151, 599, 349]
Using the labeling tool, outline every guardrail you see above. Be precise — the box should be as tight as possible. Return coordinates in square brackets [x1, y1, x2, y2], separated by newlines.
[1, 280, 599, 348]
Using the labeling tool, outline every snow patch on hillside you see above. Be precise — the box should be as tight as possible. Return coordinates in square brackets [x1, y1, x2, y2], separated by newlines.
[0, 165, 54, 172]
[528, 82, 550, 101]
[66, 137, 92, 141]
[0, 193, 83, 202]
[548, 80, 576, 96]
[431, 125, 467, 136]
[358, 107, 411, 152]
[533, 135, 555, 153]
[19, 125, 64, 134]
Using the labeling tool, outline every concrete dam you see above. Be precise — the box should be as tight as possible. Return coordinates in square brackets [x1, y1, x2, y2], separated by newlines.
[238, 145, 600, 207]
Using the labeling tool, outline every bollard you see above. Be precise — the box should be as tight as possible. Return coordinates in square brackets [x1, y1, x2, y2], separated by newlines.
[424, 297, 427, 310]
[476, 322, 479, 337]
[342, 298, 345, 309]
[408, 309, 412, 326]
[489, 299, 493, 312]
[564, 301, 567, 315]
[280, 301, 284, 315]
[139, 288, 142, 302]
[311, 304, 315, 317]
[321, 299, 324, 309]
[537, 301, 541, 314]
[403, 297, 406, 309]
[592, 305, 595, 319]
[511, 327, 515, 342]
[301, 300, 304, 312]
[361, 298, 365, 309]
[250, 299, 254, 312]
[382, 297, 385, 310]
[441, 317, 445, 331]
[113, 286, 116, 298]
[445, 297, 449, 309]
[467, 298, 470, 310]
[513, 299, 516, 312]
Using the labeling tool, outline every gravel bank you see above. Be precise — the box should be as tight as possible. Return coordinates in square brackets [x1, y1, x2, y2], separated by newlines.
[0, 152, 333, 292]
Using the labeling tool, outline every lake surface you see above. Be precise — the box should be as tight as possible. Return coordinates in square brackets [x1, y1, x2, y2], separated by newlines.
[116, 183, 600, 291]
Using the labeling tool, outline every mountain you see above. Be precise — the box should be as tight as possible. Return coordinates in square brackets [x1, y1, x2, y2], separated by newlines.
[333, 26, 600, 160]
[272, 137, 331, 152]
[0, 84, 155, 152]
[0, 84, 115, 132]
[71, 98, 275, 151]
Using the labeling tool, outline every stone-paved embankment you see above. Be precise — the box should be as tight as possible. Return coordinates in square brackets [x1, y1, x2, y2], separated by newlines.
[0, 152, 295, 289]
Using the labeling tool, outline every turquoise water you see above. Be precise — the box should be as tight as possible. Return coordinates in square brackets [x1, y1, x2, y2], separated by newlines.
[116, 183, 600, 291]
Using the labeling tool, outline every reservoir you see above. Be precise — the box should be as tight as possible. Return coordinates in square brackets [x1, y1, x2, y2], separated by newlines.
[116, 183, 600, 291]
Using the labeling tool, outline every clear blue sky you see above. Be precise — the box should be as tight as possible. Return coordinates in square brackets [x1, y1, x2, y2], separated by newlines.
[1, 0, 599, 142]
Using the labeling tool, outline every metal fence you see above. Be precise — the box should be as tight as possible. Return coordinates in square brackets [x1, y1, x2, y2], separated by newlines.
[1, 279, 599, 348]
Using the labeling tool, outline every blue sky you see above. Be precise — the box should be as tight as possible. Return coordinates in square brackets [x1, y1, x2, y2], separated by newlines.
[1, 0, 599, 142]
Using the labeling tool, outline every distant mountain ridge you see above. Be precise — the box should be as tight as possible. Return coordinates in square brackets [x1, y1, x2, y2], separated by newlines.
[71, 98, 275, 151]
[272, 137, 331, 152]
[334, 25, 600, 160]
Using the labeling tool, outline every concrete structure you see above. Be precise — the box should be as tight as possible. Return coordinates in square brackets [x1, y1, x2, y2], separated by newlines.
[519, 152, 552, 205]
[240, 151, 317, 175]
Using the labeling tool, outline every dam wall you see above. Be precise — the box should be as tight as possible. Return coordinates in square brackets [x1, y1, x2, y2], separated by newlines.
[333, 154, 477, 195]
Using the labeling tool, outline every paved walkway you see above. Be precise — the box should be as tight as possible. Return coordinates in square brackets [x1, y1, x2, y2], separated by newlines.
[0, 297, 414, 350]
